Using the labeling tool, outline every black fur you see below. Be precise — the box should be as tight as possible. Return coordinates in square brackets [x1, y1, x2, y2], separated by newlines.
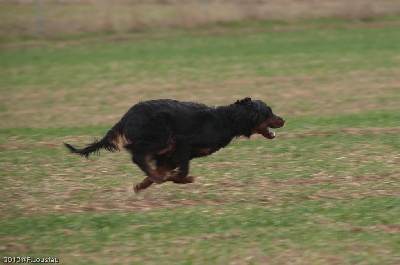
[64, 125, 120, 158]
[64, 98, 285, 192]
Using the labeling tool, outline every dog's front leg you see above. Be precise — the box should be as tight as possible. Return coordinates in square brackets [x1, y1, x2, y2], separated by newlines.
[134, 177, 153, 193]
[164, 159, 194, 184]
[155, 157, 177, 177]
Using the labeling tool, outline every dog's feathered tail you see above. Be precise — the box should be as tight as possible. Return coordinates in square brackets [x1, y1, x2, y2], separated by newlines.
[64, 123, 122, 158]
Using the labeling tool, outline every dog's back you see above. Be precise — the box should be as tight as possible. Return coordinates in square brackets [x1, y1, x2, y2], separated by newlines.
[120, 99, 217, 144]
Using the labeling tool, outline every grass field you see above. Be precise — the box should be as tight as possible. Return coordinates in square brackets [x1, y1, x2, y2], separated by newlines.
[1, 21, 400, 264]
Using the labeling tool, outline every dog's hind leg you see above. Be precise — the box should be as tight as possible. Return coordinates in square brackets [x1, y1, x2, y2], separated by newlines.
[134, 158, 192, 192]
[131, 153, 165, 184]
[134, 158, 176, 193]
[135, 158, 182, 192]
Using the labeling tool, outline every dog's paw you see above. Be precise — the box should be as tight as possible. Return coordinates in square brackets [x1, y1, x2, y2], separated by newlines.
[185, 176, 195, 183]
[172, 175, 195, 184]
[133, 184, 140, 194]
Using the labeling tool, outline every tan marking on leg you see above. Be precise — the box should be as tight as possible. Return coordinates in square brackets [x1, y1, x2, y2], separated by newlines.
[176, 175, 195, 184]
[164, 171, 195, 184]
[134, 177, 153, 193]
[156, 143, 175, 155]
[144, 154, 165, 184]
[156, 163, 176, 176]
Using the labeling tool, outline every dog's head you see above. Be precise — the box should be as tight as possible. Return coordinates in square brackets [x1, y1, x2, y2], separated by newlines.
[234, 97, 285, 139]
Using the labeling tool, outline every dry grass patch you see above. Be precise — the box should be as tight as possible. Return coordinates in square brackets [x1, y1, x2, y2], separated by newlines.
[1, 0, 400, 39]
[1, 147, 398, 216]
[1, 68, 399, 129]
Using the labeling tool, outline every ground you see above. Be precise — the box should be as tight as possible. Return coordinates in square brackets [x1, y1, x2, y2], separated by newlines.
[0, 19, 399, 264]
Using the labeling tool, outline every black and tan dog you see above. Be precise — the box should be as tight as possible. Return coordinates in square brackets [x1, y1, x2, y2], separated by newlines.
[64, 98, 285, 192]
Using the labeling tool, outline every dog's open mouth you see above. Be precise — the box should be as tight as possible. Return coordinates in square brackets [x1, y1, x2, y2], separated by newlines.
[262, 127, 276, 139]
[253, 116, 285, 139]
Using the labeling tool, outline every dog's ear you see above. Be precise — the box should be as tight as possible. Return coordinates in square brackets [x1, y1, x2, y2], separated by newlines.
[234, 98, 260, 121]
[235, 97, 252, 105]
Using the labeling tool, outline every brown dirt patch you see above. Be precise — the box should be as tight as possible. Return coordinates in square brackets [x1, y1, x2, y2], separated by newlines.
[352, 224, 400, 233]
[1, 172, 398, 217]
[3, 21, 400, 50]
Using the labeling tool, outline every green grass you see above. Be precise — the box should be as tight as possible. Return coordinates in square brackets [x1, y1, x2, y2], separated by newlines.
[0, 22, 399, 264]
[1, 199, 399, 264]
[1, 27, 400, 87]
